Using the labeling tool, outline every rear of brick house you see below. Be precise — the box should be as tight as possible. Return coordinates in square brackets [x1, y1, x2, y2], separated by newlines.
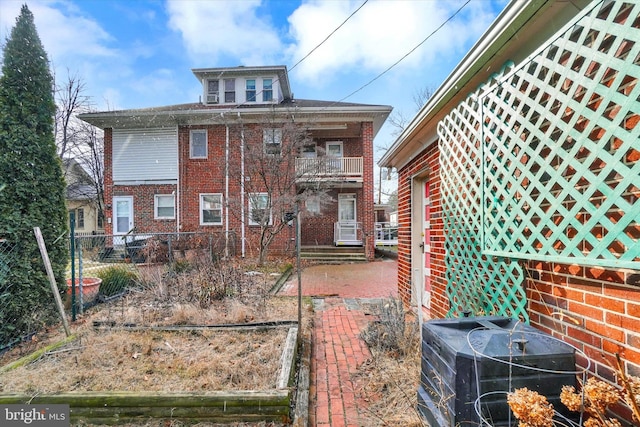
[80, 65, 391, 261]
[380, 0, 639, 423]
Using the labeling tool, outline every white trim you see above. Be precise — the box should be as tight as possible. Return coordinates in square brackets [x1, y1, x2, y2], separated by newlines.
[200, 193, 223, 226]
[190, 129, 208, 159]
[248, 193, 272, 226]
[154, 194, 176, 220]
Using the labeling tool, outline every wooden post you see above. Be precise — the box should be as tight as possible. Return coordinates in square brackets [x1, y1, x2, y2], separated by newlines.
[33, 227, 71, 337]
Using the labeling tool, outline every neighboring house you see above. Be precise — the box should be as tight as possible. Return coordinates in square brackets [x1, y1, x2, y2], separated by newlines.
[79, 65, 391, 260]
[63, 157, 103, 235]
[380, 0, 638, 423]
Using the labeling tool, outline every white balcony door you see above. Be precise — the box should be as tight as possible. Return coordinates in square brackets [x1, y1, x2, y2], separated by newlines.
[113, 196, 133, 246]
[338, 194, 357, 241]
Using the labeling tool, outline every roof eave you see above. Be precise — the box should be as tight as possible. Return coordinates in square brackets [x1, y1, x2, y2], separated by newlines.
[79, 104, 393, 137]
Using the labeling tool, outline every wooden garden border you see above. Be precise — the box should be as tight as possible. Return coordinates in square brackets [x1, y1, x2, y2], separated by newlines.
[0, 326, 299, 425]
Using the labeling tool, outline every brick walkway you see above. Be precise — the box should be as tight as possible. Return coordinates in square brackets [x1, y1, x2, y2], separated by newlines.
[280, 259, 398, 426]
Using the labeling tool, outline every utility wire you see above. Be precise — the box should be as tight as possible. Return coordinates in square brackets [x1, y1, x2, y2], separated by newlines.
[289, 0, 369, 73]
[336, 0, 471, 104]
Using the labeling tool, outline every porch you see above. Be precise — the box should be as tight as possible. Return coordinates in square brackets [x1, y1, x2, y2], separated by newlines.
[332, 222, 398, 247]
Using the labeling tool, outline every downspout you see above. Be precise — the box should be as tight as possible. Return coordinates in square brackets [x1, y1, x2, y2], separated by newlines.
[224, 118, 229, 258]
[176, 125, 180, 233]
[240, 118, 246, 258]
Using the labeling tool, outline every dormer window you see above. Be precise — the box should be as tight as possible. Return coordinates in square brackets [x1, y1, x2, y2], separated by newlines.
[206, 80, 219, 104]
[263, 79, 273, 102]
[246, 79, 256, 102]
[224, 79, 235, 103]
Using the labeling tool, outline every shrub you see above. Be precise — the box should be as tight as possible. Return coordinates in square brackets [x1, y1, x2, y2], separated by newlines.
[360, 298, 415, 356]
[96, 266, 137, 297]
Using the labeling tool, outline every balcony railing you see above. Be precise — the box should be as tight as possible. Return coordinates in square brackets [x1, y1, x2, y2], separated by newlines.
[334, 221, 363, 246]
[375, 222, 398, 246]
[296, 157, 363, 181]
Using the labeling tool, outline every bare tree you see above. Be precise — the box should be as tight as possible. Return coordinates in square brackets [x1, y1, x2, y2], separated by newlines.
[55, 70, 91, 159]
[375, 86, 435, 203]
[54, 71, 105, 228]
[387, 86, 435, 139]
[227, 110, 331, 265]
[72, 123, 105, 227]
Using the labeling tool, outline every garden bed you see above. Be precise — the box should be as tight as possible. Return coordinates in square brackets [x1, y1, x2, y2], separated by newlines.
[0, 260, 304, 425]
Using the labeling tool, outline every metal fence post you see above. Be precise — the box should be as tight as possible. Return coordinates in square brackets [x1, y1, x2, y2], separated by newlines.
[70, 212, 76, 322]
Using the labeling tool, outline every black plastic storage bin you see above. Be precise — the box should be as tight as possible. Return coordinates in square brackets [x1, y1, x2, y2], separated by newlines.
[418, 316, 577, 426]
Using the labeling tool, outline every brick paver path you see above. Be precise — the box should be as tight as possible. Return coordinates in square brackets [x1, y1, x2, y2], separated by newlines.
[312, 298, 372, 427]
[280, 260, 398, 426]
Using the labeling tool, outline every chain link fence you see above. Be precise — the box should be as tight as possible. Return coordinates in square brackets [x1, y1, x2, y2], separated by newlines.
[69, 231, 237, 309]
[1, 231, 237, 352]
[0, 238, 26, 353]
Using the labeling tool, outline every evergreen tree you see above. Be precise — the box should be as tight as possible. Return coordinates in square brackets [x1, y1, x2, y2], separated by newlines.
[0, 5, 69, 344]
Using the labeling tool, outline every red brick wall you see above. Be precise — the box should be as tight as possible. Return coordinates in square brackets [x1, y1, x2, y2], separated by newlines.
[103, 120, 377, 260]
[526, 261, 640, 393]
[397, 140, 640, 424]
[361, 122, 375, 261]
[396, 141, 445, 314]
[112, 184, 177, 233]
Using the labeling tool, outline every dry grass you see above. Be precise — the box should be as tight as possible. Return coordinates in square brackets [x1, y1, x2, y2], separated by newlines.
[355, 299, 427, 427]
[0, 326, 288, 394]
[0, 259, 298, 397]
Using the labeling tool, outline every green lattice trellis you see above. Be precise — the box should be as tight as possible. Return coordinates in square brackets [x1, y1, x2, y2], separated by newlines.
[436, 0, 640, 320]
[439, 93, 528, 320]
[481, 0, 640, 269]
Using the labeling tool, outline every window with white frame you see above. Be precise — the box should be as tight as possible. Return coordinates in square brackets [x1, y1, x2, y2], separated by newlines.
[200, 194, 223, 225]
[263, 78, 273, 102]
[155, 194, 175, 219]
[206, 79, 219, 104]
[246, 79, 256, 102]
[263, 128, 282, 155]
[224, 79, 235, 103]
[190, 129, 207, 159]
[249, 193, 271, 225]
[305, 198, 321, 215]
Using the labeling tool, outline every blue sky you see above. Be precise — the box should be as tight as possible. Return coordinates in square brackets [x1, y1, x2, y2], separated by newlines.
[1, 0, 508, 162]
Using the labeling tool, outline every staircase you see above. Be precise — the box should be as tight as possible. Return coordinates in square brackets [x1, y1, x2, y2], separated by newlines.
[300, 245, 367, 264]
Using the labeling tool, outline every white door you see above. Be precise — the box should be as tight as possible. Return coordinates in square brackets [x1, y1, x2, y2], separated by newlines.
[338, 194, 357, 241]
[113, 196, 133, 246]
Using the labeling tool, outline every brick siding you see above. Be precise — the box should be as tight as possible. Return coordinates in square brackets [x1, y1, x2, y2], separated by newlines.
[102, 121, 377, 260]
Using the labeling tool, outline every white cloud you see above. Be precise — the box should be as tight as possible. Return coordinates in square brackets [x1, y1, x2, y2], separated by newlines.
[166, 0, 283, 65]
[0, 0, 116, 62]
[285, 0, 502, 85]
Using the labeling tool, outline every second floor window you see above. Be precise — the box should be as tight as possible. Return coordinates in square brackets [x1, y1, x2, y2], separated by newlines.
[200, 194, 223, 225]
[190, 129, 207, 159]
[263, 79, 273, 102]
[224, 79, 235, 103]
[249, 193, 271, 225]
[264, 128, 282, 155]
[207, 80, 219, 103]
[246, 79, 256, 102]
